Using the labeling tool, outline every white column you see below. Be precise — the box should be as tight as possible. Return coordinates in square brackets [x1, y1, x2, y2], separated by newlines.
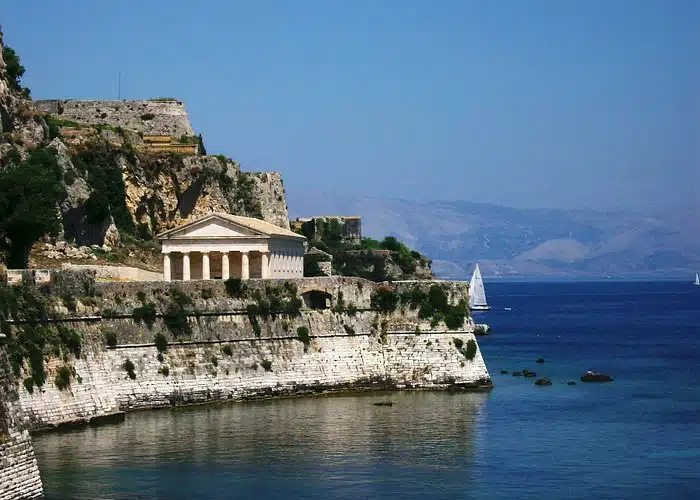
[261, 252, 269, 279]
[202, 252, 210, 280]
[163, 253, 171, 281]
[241, 251, 249, 280]
[182, 252, 191, 281]
[221, 252, 230, 280]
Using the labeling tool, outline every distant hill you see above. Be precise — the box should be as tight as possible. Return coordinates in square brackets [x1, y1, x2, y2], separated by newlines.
[287, 189, 700, 280]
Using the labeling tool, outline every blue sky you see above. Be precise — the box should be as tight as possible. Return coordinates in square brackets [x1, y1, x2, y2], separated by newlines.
[2, 1, 698, 211]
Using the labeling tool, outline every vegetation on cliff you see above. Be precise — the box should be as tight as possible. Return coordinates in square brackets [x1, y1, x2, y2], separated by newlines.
[370, 283, 469, 329]
[2, 42, 29, 96]
[297, 218, 433, 281]
[0, 148, 66, 267]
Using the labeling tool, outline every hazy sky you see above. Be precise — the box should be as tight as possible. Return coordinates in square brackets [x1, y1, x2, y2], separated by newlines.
[2, 1, 698, 211]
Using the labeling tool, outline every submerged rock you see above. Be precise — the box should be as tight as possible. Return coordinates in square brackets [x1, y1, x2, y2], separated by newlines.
[567, 381, 577, 386]
[373, 402, 393, 407]
[512, 372, 523, 377]
[534, 377, 552, 386]
[536, 358, 545, 364]
[500, 370, 509, 375]
[580, 372, 613, 383]
[523, 372, 537, 378]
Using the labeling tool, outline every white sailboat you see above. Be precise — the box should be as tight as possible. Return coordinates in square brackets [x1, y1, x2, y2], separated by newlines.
[469, 264, 490, 311]
[695, 273, 700, 286]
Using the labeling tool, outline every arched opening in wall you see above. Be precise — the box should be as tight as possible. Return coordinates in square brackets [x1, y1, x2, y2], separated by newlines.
[302, 290, 332, 310]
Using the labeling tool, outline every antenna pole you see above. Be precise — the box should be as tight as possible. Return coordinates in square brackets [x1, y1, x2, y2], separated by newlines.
[118, 72, 121, 99]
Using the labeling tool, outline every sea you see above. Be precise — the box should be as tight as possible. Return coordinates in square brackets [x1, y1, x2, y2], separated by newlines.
[33, 281, 700, 500]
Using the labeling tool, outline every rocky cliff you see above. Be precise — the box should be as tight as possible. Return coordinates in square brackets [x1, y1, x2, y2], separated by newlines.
[0, 30, 288, 271]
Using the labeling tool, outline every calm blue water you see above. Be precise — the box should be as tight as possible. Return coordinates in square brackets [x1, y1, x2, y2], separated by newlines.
[33, 281, 700, 499]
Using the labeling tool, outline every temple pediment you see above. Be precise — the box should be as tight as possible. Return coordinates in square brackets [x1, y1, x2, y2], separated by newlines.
[158, 213, 305, 241]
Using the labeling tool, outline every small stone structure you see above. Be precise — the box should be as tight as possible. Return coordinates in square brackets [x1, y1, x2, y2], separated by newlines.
[305, 247, 333, 276]
[0, 335, 44, 500]
[35, 98, 195, 138]
[291, 216, 362, 245]
[158, 212, 307, 281]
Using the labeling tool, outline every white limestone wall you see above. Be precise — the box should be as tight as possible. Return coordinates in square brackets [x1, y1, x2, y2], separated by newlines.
[0, 344, 43, 500]
[0, 430, 43, 500]
[15, 331, 490, 430]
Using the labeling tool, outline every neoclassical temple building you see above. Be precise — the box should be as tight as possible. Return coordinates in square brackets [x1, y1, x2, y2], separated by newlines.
[157, 213, 307, 281]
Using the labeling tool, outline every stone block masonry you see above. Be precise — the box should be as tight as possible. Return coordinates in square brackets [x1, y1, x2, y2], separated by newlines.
[35, 99, 195, 138]
[0, 336, 44, 500]
[8, 277, 491, 433]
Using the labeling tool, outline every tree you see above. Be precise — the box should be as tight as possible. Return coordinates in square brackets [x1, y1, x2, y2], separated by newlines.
[0, 148, 65, 267]
[1, 31, 29, 96]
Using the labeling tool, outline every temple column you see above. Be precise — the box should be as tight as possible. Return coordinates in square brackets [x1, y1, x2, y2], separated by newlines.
[241, 251, 250, 280]
[261, 252, 269, 279]
[221, 252, 230, 280]
[163, 253, 171, 282]
[202, 252, 210, 280]
[182, 252, 191, 281]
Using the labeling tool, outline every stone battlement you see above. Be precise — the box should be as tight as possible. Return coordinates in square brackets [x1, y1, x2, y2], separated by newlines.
[35, 99, 195, 138]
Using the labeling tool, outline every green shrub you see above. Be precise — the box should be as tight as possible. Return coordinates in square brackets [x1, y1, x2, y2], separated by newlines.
[133, 303, 157, 329]
[123, 359, 136, 379]
[211, 356, 218, 367]
[224, 278, 246, 298]
[140, 113, 155, 120]
[156, 352, 164, 363]
[201, 288, 213, 300]
[222, 344, 233, 356]
[136, 290, 146, 302]
[370, 286, 399, 313]
[163, 292, 191, 337]
[57, 325, 82, 357]
[463, 339, 477, 360]
[54, 365, 72, 391]
[105, 331, 118, 347]
[23, 377, 34, 394]
[247, 309, 261, 337]
[343, 324, 355, 335]
[0, 149, 66, 267]
[154, 332, 168, 353]
[2, 43, 28, 93]
[158, 365, 170, 376]
[453, 337, 464, 349]
[346, 303, 358, 316]
[261, 359, 272, 372]
[296, 326, 311, 346]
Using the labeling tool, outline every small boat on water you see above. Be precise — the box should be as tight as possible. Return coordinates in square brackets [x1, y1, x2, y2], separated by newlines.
[695, 273, 700, 286]
[469, 264, 490, 311]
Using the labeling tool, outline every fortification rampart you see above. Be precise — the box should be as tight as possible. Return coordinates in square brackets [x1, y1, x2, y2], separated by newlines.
[35, 99, 195, 137]
[3, 275, 490, 432]
[0, 336, 44, 500]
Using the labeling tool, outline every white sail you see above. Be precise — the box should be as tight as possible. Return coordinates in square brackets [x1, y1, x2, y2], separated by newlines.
[469, 264, 490, 310]
[695, 273, 699, 285]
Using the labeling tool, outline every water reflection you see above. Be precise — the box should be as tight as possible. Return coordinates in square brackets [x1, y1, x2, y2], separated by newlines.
[34, 392, 487, 500]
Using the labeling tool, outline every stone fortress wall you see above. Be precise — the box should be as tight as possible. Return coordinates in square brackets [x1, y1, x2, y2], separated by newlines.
[35, 98, 195, 138]
[292, 216, 362, 245]
[0, 336, 44, 500]
[8, 276, 490, 432]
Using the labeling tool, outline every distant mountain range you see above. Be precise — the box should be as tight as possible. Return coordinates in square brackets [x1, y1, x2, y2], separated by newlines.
[287, 189, 700, 280]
